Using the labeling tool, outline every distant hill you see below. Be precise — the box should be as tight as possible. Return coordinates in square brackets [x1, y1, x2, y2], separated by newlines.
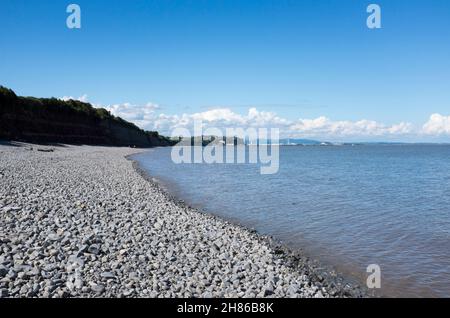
[0, 86, 175, 147]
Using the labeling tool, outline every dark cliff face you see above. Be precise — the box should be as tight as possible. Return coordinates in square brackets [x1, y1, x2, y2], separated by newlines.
[0, 86, 174, 147]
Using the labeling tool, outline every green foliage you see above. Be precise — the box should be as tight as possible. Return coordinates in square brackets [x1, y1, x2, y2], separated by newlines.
[0, 86, 17, 99]
[95, 108, 111, 119]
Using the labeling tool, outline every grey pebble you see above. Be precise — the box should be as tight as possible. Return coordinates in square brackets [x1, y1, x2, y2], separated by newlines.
[0, 144, 366, 299]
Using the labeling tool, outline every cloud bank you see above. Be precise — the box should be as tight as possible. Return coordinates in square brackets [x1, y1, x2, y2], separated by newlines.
[422, 114, 450, 135]
[104, 104, 421, 140]
[59, 95, 450, 141]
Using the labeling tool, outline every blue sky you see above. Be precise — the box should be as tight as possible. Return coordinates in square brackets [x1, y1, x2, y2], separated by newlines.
[1, 0, 450, 141]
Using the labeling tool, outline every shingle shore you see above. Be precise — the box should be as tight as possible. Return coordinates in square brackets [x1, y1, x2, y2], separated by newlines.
[0, 143, 367, 298]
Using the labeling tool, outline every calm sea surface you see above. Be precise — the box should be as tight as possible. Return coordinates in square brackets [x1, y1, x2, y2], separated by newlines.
[132, 145, 450, 297]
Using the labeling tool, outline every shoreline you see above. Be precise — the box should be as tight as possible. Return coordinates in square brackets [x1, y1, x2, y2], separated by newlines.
[128, 151, 371, 298]
[0, 142, 370, 298]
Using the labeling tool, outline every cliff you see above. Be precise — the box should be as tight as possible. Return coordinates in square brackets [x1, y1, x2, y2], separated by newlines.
[0, 86, 175, 147]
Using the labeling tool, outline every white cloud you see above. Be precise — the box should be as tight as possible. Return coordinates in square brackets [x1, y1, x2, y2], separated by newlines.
[106, 102, 159, 120]
[190, 108, 247, 125]
[104, 106, 291, 132]
[288, 117, 413, 138]
[79, 98, 448, 140]
[105, 102, 160, 129]
[151, 108, 291, 133]
[387, 122, 414, 134]
[422, 113, 450, 135]
[60, 94, 88, 103]
[247, 108, 290, 127]
[104, 104, 415, 139]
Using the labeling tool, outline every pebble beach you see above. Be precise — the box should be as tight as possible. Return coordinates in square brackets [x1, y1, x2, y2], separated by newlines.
[0, 143, 367, 298]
